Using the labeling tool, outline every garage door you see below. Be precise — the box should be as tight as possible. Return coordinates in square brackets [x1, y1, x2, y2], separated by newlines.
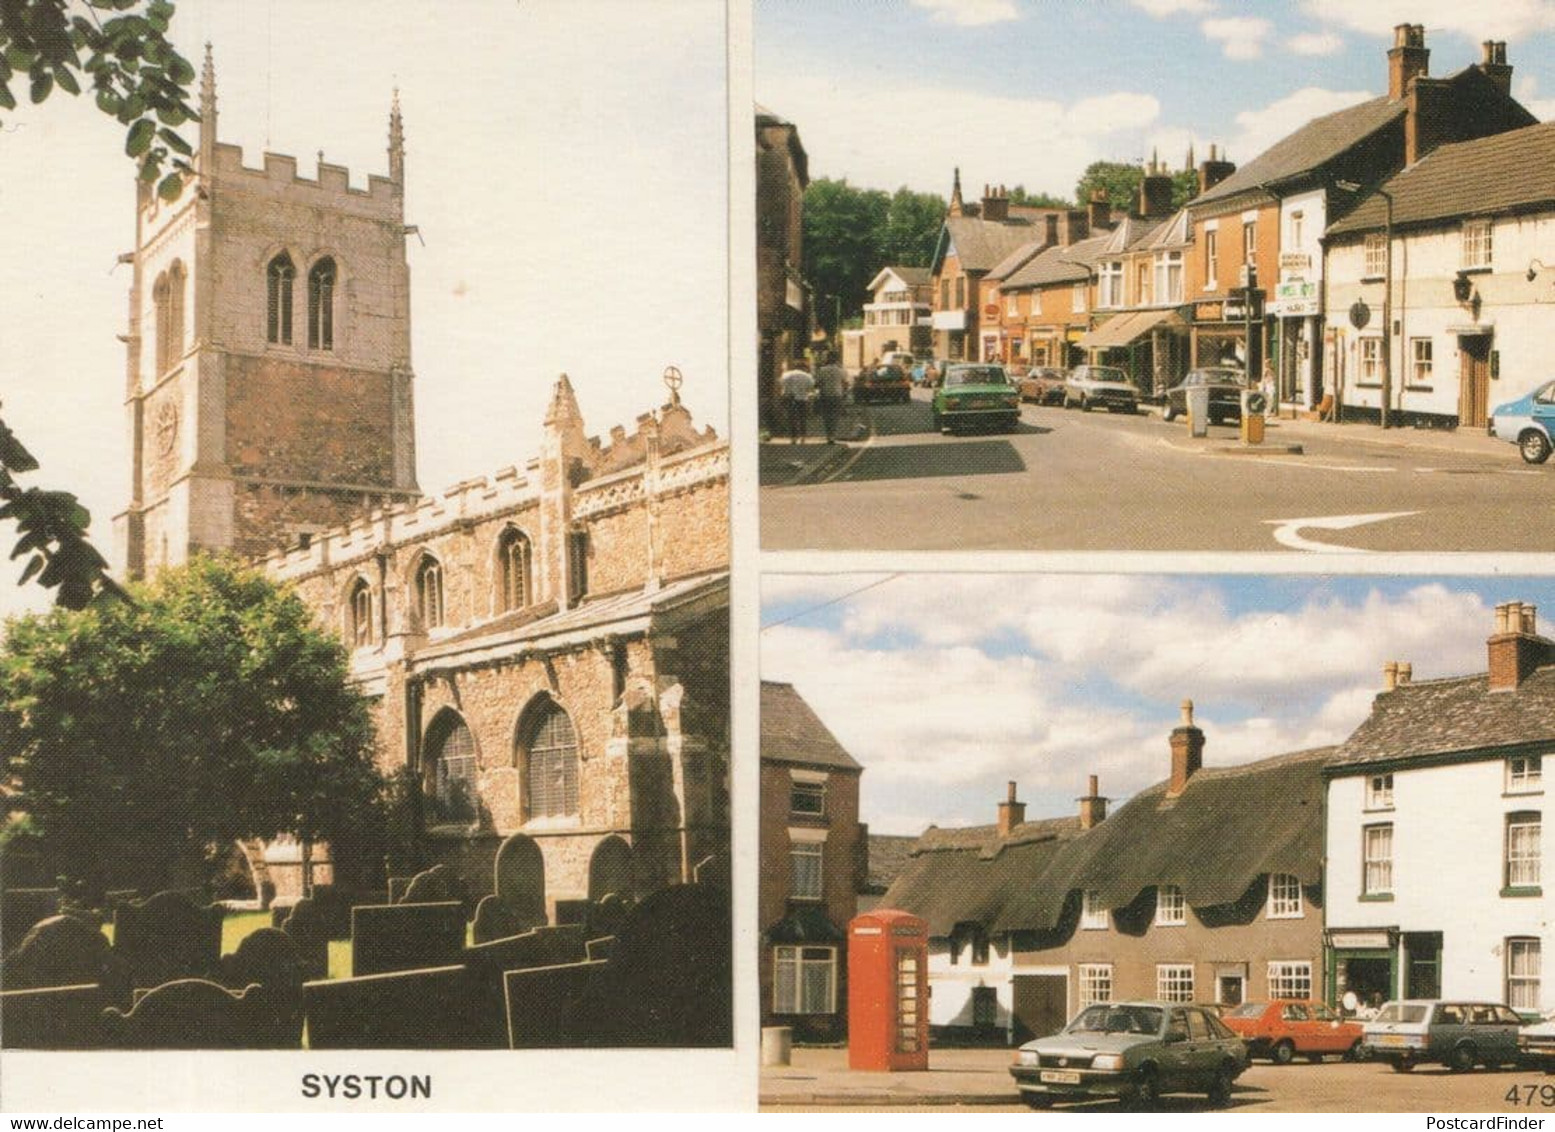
[1011, 974, 1067, 1044]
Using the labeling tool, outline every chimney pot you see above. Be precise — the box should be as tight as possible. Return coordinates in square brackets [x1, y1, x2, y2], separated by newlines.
[997, 782, 1026, 836]
[1489, 599, 1555, 691]
[1088, 773, 1098, 795]
[1168, 702, 1205, 796]
[1383, 660, 1399, 691]
[1181, 698, 1194, 727]
[1007, 780, 1017, 803]
[1399, 662, 1412, 685]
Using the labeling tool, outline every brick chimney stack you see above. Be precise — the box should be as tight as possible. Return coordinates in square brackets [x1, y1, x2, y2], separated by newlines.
[1061, 209, 1090, 246]
[1480, 40, 1513, 96]
[1197, 143, 1236, 196]
[1389, 23, 1429, 101]
[983, 183, 1010, 223]
[1078, 774, 1109, 830]
[1088, 188, 1111, 231]
[1489, 602, 1555, 691]
[1045, 212, 1060, 247]
[997, 780, 1026, 836]
[1167, 699, 1204, 797]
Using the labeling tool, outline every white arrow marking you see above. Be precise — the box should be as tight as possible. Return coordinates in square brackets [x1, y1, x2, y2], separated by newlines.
[1265, 511, 1420, 553]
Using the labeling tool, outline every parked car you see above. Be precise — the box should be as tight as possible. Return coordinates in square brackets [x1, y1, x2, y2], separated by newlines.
[1222, 999, 1365, 1064]
[931, 364, 1020, 433]
[1517, 1015, 1555, 1071]
[1488, 379, 1555, 464]
[1162, 367, 1248, 424]
[1063, 365, 1139, 413]
[1362, 1000, 1526, 1072]
[1019, 367, 1069, 405]
[853, 364, 912, 405]
[1010, 1001, 1248, 1109]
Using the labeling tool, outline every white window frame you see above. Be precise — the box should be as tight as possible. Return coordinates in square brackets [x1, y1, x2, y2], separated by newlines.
[1367, 772, 1394, 810]
[1154, 250, 1183, 305]
[1098, 262, 1124, 309]
[1364, 823, 1394, 896]
[1290, 211, 1305, 249]
[791, 840, 824, 901]
[1072, 282, 1087, 313]
[1364, 232, 1387, 278]
[1078, 964, 1113, 1008]
[1006, 292, 1017, 317]
[1509, 755, 1543, 794]
[1506, 812, 1542, 890]
[1081, 890, 1108, 930]
[773, 944, 838, 1015]
[1360, 337, 1382, 384]
[1243, 219, 1257, 266]
[1157, 963, 1195, 1003]
[1411, 338, 1433, 386]
[1267, 873, 1304, 919]
[1462, 219, 1493, 270]
[1507, 938, 1542, 1012]
[1155, 884, 1186, 926]
[790, 772, 826, 818]
[1204, 227, 1219, 291]
[1268, 961, 1313, 1000]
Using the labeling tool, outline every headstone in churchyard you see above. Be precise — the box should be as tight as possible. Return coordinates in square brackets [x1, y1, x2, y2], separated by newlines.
[0, 914, 131, 1006]
[277, 897, 331, 981]
[471, 894, 527, 945]
[693, 851, 730, 890]
[351, 901, 466, 977]
[399, 863, 469, 913]
[493, 834, 546, 926]
[1, 888, 60, 955]
[554, 898, 590, 927]
[217, 927, 304, 1047]
[587, 892, 628, 939]
[305, 885, 355, 940]
[503, 960, 606, 1049]
[303, 964, 476, 1049]
[587, 835, 635, 903]
[0, 983, 112, 1049]
[585, 936, 616, 962]
[387, 875, 414, 904]
[102, 978, 278, 1049]
[113, 891, 223, 989]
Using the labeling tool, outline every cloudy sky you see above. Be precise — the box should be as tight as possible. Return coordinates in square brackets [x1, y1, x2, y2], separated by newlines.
[761, 574, 1555, 836]
[0, 0, 728, 620]
[756, 0, 1555, 198]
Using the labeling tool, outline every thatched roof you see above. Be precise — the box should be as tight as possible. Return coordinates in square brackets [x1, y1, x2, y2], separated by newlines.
[881, 747, 1336, 938]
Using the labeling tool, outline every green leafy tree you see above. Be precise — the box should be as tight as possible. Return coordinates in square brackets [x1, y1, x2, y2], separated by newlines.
[1172, 167, 1199, 209]
[1008, 184, 1072, 210]
[1075, 160, 1145, 214]
[802, 177, 891, 335]
[878, 186, 947, 269]
[0, 0, 197, 609]
[0, 557, 388, 895]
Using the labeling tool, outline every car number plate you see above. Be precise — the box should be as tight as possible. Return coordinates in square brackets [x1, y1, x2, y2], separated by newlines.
[1039, 1070, 1081, 1085]
[964, 398, 992, 409]
[1377, 1035, 1407, 1047]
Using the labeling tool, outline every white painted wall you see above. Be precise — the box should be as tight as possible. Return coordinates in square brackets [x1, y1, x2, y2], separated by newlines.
[926, 935, 1017, 1032]
[1327, 758, 1552, 1011]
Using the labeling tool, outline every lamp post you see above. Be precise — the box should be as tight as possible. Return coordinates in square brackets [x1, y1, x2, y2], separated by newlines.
[1337, 180, 1394, 429]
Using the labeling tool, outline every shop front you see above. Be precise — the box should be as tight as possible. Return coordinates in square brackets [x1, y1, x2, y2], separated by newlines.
[1191, 296, 1267, 374]
[1079, 308, 1190, 396]
[1270, 275, 1322, 411]
[1325, 927, 1397, 1013]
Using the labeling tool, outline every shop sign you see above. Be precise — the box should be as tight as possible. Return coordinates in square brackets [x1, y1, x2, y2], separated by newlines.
[1194, 301, 1223, 322]
[1271, 280, 1320, 316]
[1279, 252, 1312, 274]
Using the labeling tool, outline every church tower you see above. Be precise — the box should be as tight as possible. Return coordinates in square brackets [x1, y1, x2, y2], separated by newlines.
[115, 47, 420, 579]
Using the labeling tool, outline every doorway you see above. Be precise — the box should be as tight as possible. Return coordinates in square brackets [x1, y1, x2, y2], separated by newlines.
[1459, 335, 1491, 428]
[1404, 932, 1443, 999]
[1217, 973, 1246, 1007]
[1011, 974, 1068, 1044]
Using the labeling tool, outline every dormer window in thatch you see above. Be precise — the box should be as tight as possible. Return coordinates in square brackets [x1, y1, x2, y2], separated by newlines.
[1267, 873, 1304, 919]
[1154, 885, 1186, 926]
[1080, 890, 1108, 930]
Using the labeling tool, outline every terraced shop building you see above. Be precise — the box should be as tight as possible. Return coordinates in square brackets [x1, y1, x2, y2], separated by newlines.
[882, 706, 1333, 1045]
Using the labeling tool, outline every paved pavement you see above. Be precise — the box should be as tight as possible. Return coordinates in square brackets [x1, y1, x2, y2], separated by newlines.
[760, 391, 1555, 554]
[761, 1046, 1555, 1112]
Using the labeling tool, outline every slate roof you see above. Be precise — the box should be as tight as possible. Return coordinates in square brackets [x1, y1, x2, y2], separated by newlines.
[943, 215, 1047, 273]
[891, 265, 932, 286]
[1327, 665, 1555, 771]
[1192, 95, 1403, 210]
[1002, 234, 1110, 290]
[1327, 120, 1555, 236]
[880, 746, 1335, 938]
[988, 239, 1048, 282]
[864, 834, 918, 894]
[761, 681, 863, 772]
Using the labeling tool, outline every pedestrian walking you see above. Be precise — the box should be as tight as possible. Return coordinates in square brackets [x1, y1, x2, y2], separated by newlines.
[815, 352, 847, 444]
[779, 366, 816, 445]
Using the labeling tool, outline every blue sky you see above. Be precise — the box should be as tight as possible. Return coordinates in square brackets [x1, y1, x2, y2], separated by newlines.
[756, 0, 1555, 198]
[761, 574, 1555, 835]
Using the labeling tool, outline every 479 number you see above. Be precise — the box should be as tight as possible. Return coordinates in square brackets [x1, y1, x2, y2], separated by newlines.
[1505, 1084, 1555, 1106]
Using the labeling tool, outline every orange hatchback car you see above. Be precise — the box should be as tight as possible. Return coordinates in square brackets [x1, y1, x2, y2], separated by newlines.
[1221, 1000, 1365, 1064]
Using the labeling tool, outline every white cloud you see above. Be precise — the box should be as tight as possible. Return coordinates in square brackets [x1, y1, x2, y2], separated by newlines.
[1517, 76, 1555, 121]
[1301, 0, 1555, 41]
[1228, 86, 1376, 164]
[1288, 30, 1345, 56]
[910, 0, 1020, 27]
[1130, 0, 1214, 16]
[1202, 16, 1273, 59]
[753, 73, 1161, 197]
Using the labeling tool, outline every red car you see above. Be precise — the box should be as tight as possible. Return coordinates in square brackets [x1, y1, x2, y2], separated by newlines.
[1222, 1000, 1364, 1064]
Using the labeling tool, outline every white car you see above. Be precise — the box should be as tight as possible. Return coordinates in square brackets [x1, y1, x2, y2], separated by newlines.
[1063, 365, 1140, 414]
[1518, 1016, 1555, 1071]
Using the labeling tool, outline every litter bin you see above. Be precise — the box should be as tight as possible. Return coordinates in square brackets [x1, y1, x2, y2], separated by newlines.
[761, 1025, 793, 1067]
[1187, 386, 1210, 438]
[1241, 388, 1267, 445]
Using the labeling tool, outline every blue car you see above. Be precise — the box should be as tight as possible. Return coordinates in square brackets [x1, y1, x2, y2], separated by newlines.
[1489, 379, 1555, 464]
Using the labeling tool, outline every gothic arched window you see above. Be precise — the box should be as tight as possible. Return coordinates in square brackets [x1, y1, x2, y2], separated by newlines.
[267, 253, 295, 345]
[497, 527, 531, 613]
[520, 698, 579, 820]
[308, 257, 336, 350]
[347, 576, 372, 647]
[164, 260, 185, 372]
[414, 554, 444, 629]
[424, 711, 478, 824]
[152, 270, 171, 374]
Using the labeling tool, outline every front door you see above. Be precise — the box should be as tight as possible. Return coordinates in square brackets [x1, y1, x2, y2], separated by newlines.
[1460, 335, 1491, 428]
[1217, 974, 1245, 1006]
[1011, 974, 1068, 1044]
[1404, 932, 1443, 999]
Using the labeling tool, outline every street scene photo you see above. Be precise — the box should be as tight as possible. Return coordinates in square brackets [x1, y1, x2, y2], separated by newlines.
[759, 574, 1555, 1111]
[756, 3, 1555, 553]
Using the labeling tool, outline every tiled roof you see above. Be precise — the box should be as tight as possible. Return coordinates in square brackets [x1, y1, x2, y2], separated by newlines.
[944, 215, 1046, 273]
[1192, 95, 1403, 209]
[864, 834, 918, 893]
[1327, 120, 1555, 236]
[1002, 234, 1109, 289]
[761, 681, 863, 772]
[1328, 664, 1555, 770]
[880, 746, 1335, 937]
[891, 265, 933, 286]
[988, 239, 1047, 282]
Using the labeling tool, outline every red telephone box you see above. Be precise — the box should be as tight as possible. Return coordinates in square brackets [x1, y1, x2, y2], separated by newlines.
[847, 908, 929, 1071]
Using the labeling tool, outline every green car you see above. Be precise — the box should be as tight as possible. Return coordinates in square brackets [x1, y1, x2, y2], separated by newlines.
[931, 363, 1021, 433]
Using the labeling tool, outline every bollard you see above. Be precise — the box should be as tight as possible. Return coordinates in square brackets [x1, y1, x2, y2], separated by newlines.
[761, 1025, 793, 1067]
[1187, 386, 1210, 438]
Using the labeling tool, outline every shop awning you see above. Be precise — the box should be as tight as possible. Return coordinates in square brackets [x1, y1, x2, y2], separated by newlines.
[1077, 307, 1185, 351]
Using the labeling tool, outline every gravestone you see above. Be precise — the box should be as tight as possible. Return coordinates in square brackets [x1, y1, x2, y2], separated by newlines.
[387, 875, 415, 904]
[0, 983, 111, 1049]
[587, 836, 635, 903]
[503, 960, 606, 1049]
[0, 914, 131, 1007]
[217, 928, 304, 1047]
[113, 891, 223, 989]
[471, 895, 528, 945]
[693, 851, 730, 890]
[351, 902, 465, 977]
[587, 893, 628, 939]
[303, 964, 475, 1049]
[277, 898, 331, 981]
[2, 888, 60, 956]
[102, 978, 275, 1049]
[585, 936, 616, 962]
[399, 864, 470, 914]
[576, 881, 732, 1048]
[493, 834, 546, 926]
[554, 899, 591, 927]
[306, 886, 355, 940]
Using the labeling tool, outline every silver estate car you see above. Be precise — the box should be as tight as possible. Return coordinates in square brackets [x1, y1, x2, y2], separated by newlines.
[1362, 1000, 1525, 1072]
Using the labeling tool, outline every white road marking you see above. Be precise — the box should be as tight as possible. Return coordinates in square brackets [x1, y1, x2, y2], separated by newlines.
[1265, 511, 1420, 553]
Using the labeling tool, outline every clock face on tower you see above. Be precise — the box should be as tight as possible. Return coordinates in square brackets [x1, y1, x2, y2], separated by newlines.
[155, 400, 179, 456]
